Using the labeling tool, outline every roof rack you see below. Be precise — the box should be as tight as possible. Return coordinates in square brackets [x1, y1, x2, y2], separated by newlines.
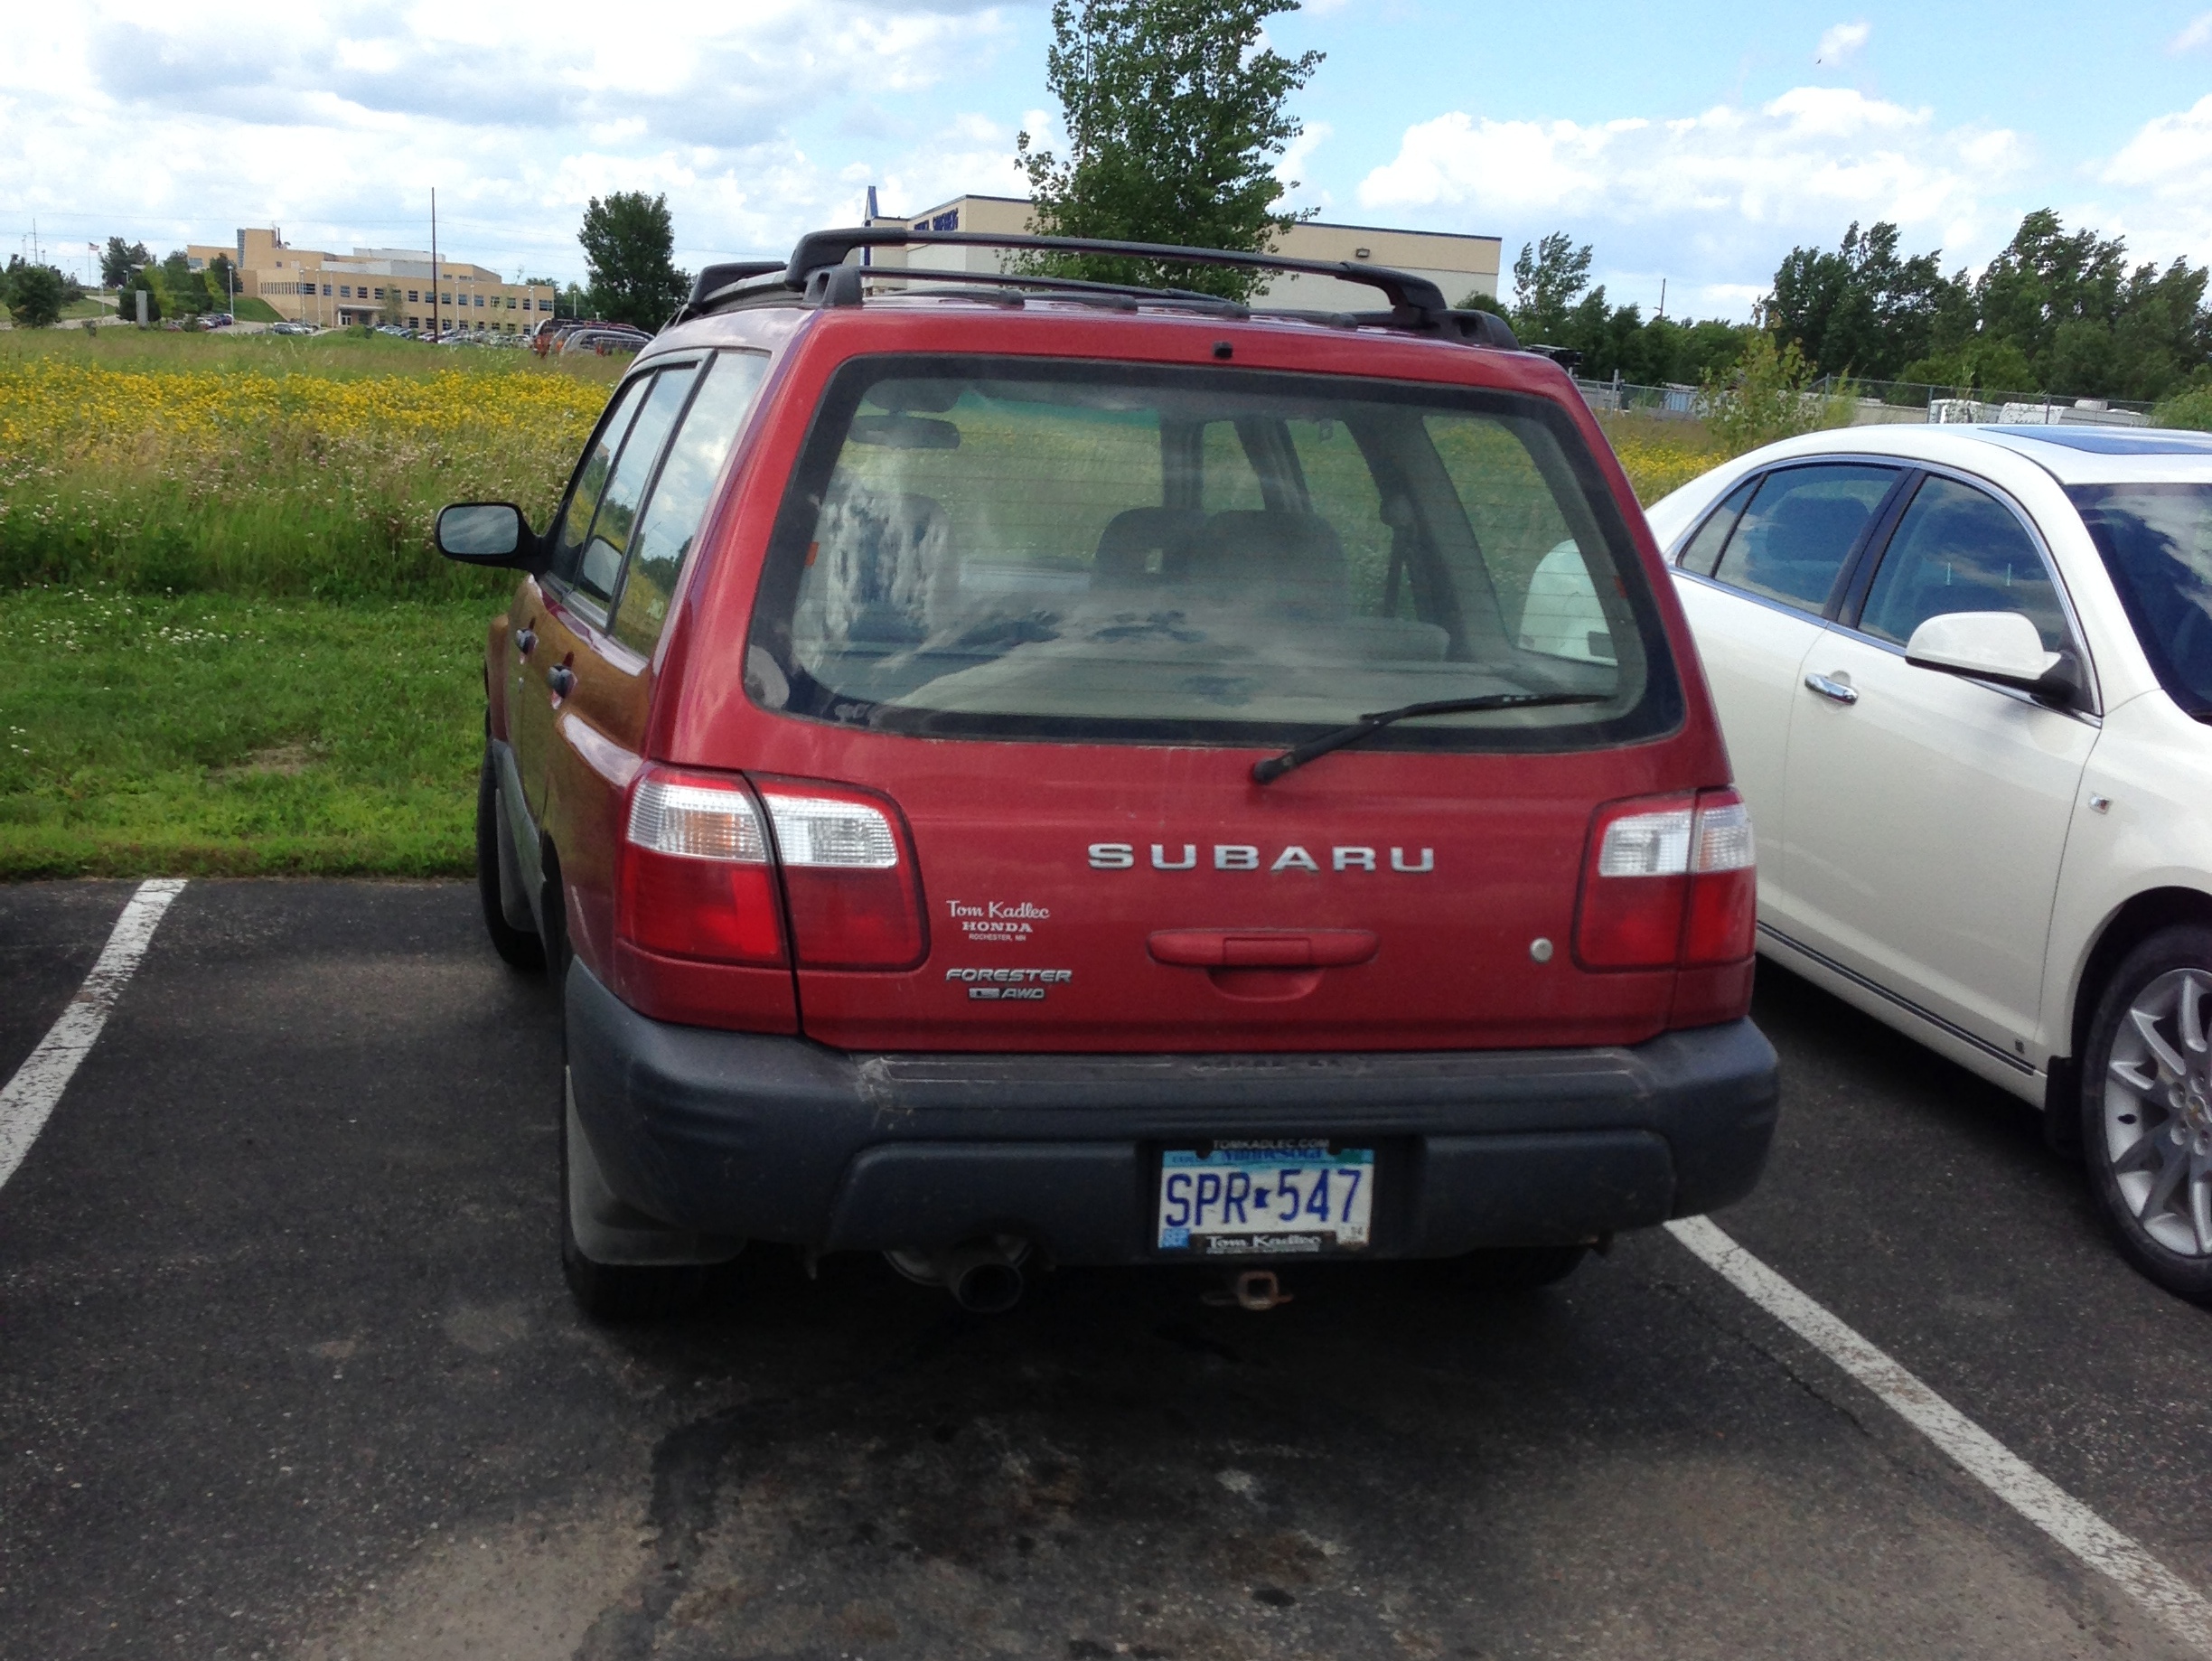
[674, 229, 1518, 348]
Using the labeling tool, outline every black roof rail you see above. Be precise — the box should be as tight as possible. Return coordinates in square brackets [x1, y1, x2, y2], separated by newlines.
[678, 260, 787, 320]
[671, 227, 1520, 349]
[792, 227, 1454, 324]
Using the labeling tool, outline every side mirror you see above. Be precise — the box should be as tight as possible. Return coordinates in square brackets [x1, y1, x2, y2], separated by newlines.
[1904, 611, 2077, 706]
[435, 502, 539, 569]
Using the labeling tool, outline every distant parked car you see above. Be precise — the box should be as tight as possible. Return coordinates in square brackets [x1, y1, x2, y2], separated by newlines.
[559, 325, 651, 357]
[1646, 425, 2212, 1301]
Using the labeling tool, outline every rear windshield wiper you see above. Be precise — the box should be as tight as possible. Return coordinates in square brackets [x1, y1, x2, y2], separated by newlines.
[1251, 693, 1610, 784]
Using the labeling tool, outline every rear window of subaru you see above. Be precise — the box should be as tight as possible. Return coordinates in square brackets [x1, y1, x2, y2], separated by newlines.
[745, 356, 1682, 752]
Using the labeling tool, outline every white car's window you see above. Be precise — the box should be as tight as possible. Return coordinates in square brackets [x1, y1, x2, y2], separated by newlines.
[1711, 464, 1898, 615]
[1859, 476, 2068, 652]
[1679, 476, 1758, 575]
[2069, 483, 2212, 718]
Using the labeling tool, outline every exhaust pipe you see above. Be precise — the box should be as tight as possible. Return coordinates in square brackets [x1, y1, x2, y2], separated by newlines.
[883, 1237, 1030, 1313]
[939, 1243, 1025, 1314]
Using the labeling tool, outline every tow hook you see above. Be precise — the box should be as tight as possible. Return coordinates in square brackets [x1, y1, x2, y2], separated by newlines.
[1204, 1269, 1293, 1311]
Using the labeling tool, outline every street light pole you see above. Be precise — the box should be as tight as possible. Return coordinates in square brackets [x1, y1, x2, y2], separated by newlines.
[431, 188, 439, 343]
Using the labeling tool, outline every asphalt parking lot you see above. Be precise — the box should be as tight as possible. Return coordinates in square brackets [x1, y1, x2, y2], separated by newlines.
[2, 880, 2209, 1660]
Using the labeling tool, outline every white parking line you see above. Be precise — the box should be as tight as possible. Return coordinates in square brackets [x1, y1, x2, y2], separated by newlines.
[0, 879, 186, 1195]
[1667, 1215, 2212, 1655]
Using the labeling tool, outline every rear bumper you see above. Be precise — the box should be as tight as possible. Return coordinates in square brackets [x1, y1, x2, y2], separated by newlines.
[566, 961, 1779, 1265]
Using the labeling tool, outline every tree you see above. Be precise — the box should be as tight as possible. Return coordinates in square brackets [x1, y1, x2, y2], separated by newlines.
[1696, 331, 1842, 457]
[1509, 232, 1594, 343]
[1767, 221, 1966, 381]
[99, 237, 151, 290]
[578, 192, 689, 328]
[151, 249, 217, 317]
[203, 254, 236, 314]
[5, 260, 68, 328]
[1974, 209, 2128, 372]
[1014, 0, 1322, 302]
[117, 266, 161, 324]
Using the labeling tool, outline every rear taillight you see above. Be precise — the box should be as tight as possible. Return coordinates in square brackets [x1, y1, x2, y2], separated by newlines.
[754, 777, 927, 971]
[1681, 793, 1756, 965]
[1575, 789, 1756, 970]
[619, 767, 784, 964]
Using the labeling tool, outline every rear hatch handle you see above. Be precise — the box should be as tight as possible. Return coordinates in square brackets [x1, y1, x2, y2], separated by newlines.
[1148, 929, 1379, 968]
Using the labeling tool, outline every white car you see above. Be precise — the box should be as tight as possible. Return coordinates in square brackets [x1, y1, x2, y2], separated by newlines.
[1643, 424, 2212, 1302]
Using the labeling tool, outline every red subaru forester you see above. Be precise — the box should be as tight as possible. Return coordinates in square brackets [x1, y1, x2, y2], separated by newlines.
[436, 230, 1778, 1320]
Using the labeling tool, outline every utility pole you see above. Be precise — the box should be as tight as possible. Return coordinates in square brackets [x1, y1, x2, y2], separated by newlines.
[1657, 277, 1666, 322]
[430, 189, 439, 342]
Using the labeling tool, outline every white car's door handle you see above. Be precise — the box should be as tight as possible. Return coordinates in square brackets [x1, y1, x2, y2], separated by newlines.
[1804, 671, 1859, 705]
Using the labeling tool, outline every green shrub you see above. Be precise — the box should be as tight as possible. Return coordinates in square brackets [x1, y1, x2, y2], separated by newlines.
[2152, 384, 2212, 432]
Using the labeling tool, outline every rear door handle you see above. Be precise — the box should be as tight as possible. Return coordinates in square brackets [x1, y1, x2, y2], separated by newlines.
[1148, 929, 1379, 968]
[1804, 671, 1858, 705]
[515, 627, 537, 657]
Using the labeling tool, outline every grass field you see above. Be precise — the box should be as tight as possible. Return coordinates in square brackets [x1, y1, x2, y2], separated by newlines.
[0, 587, 493, 877]
[0, 330, 1724, 877]
[0, 328, 619, 598]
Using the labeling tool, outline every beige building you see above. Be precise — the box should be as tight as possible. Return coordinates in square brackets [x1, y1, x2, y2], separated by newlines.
[184, 229, 556, 333]
[862, 193, 1500, 312]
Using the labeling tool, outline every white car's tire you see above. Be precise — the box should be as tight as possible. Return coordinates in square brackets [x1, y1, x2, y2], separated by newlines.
[2081, 924, 2212, 1305]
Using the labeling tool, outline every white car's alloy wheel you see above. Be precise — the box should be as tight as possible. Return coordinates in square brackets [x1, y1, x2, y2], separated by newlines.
[2103, 966, 2212, 1258]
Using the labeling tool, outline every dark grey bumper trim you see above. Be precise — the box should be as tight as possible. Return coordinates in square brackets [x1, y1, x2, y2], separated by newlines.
[564, 962, 1778, 1264]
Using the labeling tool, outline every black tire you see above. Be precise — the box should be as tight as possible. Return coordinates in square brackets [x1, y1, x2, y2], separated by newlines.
[2080, 924, 2212, 1306]
[559, 1093, 708, 1323]
[475, 747, 544, 971]
[1451, 1243, 1588, 1292]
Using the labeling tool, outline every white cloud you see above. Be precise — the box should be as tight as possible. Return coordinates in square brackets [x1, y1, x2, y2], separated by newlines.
[1816, 21, 1870, 64]
[0, 0, 1022, 281]
[1354, 88, 2026, 314]
[1277, 121, 1334, 211]
[1360, 88, 2020, 229]
[2171, 12, 2212, 52]
[2087, 94, 2212, 267]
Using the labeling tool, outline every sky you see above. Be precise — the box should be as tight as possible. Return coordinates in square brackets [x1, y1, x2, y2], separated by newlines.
[4, 1, 2212, 320]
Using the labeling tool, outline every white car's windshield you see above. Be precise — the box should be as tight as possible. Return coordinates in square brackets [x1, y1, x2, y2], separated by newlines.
[2069, 483, 2212, 718]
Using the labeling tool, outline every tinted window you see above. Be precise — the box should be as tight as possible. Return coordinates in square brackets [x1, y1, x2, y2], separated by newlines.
[611, 352, 771, 656]
[1200, 421, 1265, 513]
[1680, 476, 1759, 576]
[1427, 413, 1617, 666]
[1860, 475, 2067, 652]
[1711, 464, 1897, 614]
[1287, 418, 1394, 616]
[747, 356, 1679, 753]
[2068, 483, 2212, 717]
[573, 363, 699, 605]
[549, 377, 651, 586]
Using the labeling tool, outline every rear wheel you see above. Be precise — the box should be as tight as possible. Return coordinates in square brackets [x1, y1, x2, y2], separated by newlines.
[475, 746, 543, 971]
[2081, 925, 2212, 1305]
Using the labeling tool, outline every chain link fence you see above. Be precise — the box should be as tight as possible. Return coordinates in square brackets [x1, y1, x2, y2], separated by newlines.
[1573, 372, 2156, 428]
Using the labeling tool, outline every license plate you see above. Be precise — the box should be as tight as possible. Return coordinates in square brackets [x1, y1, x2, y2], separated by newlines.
[1155, 1142, 1373, 1255]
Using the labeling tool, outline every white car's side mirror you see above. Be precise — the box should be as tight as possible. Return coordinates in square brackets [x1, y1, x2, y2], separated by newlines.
[1904, 611, 2076, 702]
